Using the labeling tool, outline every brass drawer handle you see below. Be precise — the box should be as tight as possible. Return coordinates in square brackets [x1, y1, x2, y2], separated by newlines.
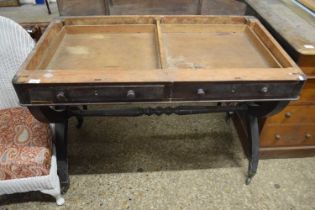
[197, 88, 206, 96]
[56, 91, 66, 101]
[305, 133, 312, 140]
[260, 86, 268, 93]
[127, 90, 136, 99]
[275, 134, 281, 140]
[285, 112, 292, 118]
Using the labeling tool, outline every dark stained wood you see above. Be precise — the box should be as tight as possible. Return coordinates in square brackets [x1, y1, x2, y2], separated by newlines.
[21, 22, 49, 42]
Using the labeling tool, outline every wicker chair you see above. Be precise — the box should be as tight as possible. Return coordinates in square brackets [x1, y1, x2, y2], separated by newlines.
[0, 16, 64, 206]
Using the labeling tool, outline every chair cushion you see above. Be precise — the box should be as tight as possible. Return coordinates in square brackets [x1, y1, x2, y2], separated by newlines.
[0, 107, 52, 180]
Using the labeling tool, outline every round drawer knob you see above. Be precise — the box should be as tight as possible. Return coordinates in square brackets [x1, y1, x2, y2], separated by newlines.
[285, 112, 292, 118]
[275, 134, 281, 140]
[305, 133, 312, 140]
[56, 91, 66, 101]
[197, 88, 205, 96]
[127, 90, 136, 99]
[261, 86, 268, 93]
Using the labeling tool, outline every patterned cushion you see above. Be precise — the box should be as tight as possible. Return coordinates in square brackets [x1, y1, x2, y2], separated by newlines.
[0, 107, 52, 180]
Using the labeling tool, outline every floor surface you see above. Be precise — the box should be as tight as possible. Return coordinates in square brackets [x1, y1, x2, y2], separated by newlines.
[0, 3, 58, 22]
[0, 107, 315, 209]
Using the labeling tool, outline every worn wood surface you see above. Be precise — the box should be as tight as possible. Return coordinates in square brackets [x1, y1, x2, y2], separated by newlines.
[16, 16, 301, 80]
[245, 0, 315, 73]
[13, 16, 304, 105]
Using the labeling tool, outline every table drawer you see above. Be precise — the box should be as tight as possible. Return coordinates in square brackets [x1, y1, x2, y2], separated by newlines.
[260, 124, 315, 147]
[266, 105, 315, 125]
[29, 85, 167, 104]
[172, 82, 301, 101]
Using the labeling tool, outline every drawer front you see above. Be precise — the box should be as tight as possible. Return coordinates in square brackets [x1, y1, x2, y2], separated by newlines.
[260, 124, 315, 147]
[266, 105, 315, 125]
[294, 79, 315, 104]
[172, 82, 302, 101]
[29, 85, 167, 104]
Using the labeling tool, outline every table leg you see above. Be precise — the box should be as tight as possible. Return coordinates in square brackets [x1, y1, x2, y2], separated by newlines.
[244, 101, 289, 184]
[55, 121, 70, 194]
[45, 0, 51, 15]
[74, 105, 88, 129]
[245, 113, 259, 185]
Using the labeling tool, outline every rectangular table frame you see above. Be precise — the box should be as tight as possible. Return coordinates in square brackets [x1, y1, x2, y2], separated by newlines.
[13, 16, 306, 190]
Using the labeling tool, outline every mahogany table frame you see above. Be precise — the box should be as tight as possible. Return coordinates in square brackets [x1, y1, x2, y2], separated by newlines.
[13, 16, 305, 191]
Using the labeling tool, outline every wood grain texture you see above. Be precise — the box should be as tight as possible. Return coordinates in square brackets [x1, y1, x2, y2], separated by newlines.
[260, 124, 315, 147]
[265, 104, 315, 124]
[297, 0, 315, 11]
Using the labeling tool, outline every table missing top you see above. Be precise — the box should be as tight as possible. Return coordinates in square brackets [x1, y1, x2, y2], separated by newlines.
[39, 19, 282, 71]
[15, 16, 303, 85]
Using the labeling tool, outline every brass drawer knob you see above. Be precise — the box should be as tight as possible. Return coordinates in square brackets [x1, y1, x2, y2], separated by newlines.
[56, 91, 66, 101]
[197, 88, 205, 96]
[285, 112, 292, 118]
[261, 86, 268, 93]
[275, 134, 281, 140]
[127, 90, 136, 99]
[305, 133, 312, 140]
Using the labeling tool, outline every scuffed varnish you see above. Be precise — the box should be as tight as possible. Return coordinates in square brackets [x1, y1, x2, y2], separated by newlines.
[167, 56, 204, 69]
[66, 46, 90, 55]
[44, 73, 54, 78]
[90, 34, 106, 39]
[28, 79, 41, 84]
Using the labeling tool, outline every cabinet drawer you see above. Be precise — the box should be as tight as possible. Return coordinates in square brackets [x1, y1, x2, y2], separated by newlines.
[172, 82, 301, 101]
[29, 85, 167, 104]
[266, 105, 315, 125]
[260, 125, 315, 147]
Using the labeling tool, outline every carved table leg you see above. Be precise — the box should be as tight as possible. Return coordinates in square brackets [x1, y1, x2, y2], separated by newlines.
[243, 101, 289, 184]
[245, 113, 259, 185]
[55, 121, 70, 194]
